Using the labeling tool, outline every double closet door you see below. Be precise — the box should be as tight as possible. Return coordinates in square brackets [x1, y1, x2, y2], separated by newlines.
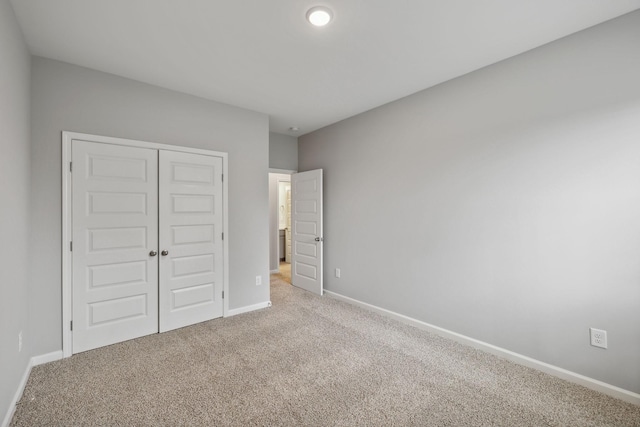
[71, 140, 223, 354]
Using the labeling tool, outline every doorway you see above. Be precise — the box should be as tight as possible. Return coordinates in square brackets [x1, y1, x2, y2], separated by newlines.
[278, 179, 292, 280]
[269, 169, 324, 295]
[269, 172, 293, 284]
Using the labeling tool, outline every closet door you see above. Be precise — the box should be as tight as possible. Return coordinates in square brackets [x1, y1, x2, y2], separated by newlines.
[159, 151, 224, 332]
[72, 141, 159, 353]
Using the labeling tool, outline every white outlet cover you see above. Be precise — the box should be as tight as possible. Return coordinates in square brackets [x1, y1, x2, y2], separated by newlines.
[256, 275, 262, 286]
[590, 328, 608, 349]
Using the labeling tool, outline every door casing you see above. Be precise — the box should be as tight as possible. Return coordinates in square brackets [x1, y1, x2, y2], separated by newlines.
[62, 131, 229, 358]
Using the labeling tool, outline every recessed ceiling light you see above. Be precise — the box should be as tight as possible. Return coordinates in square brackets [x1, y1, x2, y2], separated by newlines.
[306, 6, 333, 27]
[288, 127, 300, 132]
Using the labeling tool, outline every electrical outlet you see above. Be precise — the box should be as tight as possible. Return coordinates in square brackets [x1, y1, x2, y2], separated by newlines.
[335, 268, 341, 278]
[18, 331, 23, 352]
[256, 275, 262, 286]
[590, 328, 607, 349]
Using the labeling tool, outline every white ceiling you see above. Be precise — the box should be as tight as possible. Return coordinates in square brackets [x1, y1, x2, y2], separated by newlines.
[10, 0, 640, 136]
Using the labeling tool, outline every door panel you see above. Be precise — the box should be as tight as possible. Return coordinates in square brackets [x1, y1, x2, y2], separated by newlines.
[72, 140, 159, 353]
[291, 169, 323, 295]
[159, 151, 223, 332]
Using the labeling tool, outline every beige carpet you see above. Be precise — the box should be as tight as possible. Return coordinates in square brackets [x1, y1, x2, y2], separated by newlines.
[276, 261, 292, 284]
[11, 275, 640, 426]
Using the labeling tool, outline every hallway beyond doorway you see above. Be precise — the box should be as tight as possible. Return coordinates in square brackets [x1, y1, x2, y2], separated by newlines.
[272, 262, 291, 284]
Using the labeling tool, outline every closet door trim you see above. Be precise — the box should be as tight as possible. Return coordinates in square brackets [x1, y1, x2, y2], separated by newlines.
[62, 131, 229, 358]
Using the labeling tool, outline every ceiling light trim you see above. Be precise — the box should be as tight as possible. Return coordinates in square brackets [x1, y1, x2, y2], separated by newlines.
[306, 6, 333, 27]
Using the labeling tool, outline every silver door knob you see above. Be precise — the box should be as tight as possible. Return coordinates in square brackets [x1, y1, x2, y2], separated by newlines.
[149, 250, 158, 256]
[161, 250, 169, 256]
[315, 237, 323, 242]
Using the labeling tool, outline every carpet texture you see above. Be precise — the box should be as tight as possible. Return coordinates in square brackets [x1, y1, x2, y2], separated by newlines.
[278, 261, 292, 284]
[11, 276, 640, 426]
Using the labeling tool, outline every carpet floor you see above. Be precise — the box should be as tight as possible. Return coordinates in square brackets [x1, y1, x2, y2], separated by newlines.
[277, 261, 292, 284]
[11, 275, 640, 426]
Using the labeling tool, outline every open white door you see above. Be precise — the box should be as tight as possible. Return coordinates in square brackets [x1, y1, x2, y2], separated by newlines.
[291, 169, 323, 295]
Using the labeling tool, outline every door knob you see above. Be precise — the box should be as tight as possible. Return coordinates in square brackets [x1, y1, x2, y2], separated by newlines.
[149, 250, 158, 257]
[315, 237, 323, 242]
[161, 250, 169, 256]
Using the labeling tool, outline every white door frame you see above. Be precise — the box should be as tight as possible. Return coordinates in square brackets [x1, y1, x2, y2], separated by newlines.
[62, 131, 229, 358]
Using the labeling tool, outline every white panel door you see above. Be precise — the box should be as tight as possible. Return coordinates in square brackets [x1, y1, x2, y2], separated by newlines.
[291, 169, 323, 295]
[72, 140, 159, 353]
[159, 151, 224, 332]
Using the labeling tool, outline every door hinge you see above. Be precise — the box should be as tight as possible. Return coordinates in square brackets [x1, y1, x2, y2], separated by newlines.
[222, 291, 224, 299]
[70, 320, 73, 331]
[70, 241, 73, 251]
[70, 162, 73, 172]
[221, 174, 224, 182]
[222, 232, 224, 241]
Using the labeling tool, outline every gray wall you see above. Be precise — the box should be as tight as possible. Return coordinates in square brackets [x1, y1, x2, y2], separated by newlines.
[30, 57, 270, 357]
[299, 11, 640, 393]
[269, 132, 298, 171]
[0, 0, 31, 421]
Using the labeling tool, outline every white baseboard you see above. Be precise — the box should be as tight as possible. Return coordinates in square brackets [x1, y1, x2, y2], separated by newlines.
[32, 350, 63, 366]
[324, 289, 640, 406]
[270, 269, 279, 274]
[226, 301, 272, 317]
[2, 350, 65, 427]
[2, 359, 31, 427]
